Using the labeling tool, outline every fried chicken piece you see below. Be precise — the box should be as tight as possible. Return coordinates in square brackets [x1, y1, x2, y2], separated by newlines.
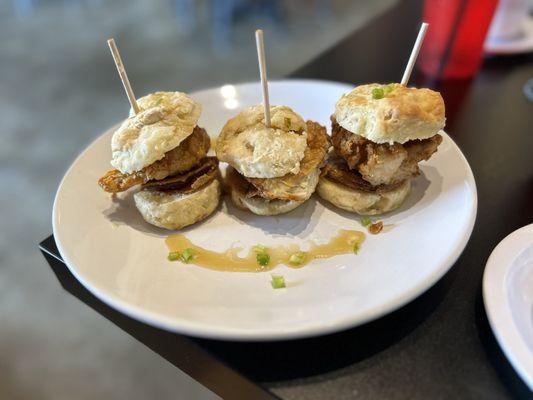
[358, 143, 408, 186]
[331, 119, 442, 186]
[246, 121, 330, 201]
[331, 118, 367, 169]
[99, 126, 210, 193]
[98, 169, 144, 193]
[360, 134, 443, 185]
[322, 158, 406, 194]
[399, 134, 443, 176]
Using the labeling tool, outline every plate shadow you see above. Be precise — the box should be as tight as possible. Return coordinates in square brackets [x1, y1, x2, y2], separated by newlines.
[223, 195, 323, 237]
[102, 190, 222, 237]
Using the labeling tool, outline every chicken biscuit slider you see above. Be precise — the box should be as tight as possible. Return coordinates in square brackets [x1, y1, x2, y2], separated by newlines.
[99, 91, 221, 229]
[318, 83, 444, 215]
[216, 105, 329, 215]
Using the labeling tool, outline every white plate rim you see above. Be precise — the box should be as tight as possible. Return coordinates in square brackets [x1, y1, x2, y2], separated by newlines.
[483, 224, 533, 390]
[52, 79, 478, 340]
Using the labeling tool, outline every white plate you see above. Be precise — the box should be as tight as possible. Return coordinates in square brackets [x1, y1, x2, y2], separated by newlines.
[53, 80, 477, 340]
[483, 224, 533, 390]
[485, 15, 533, 55]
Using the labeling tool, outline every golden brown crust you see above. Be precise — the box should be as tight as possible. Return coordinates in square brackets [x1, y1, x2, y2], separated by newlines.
[334, 84, 445, 144]
[142, 126, 211, 180]
[99, 126, 210, 193]
[98, 169, 144, 194]
[245, 121, 330, 201]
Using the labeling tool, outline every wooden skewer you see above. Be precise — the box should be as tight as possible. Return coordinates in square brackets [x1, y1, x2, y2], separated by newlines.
[401, 22, 429, 86]
[255, 29, 271, 128]
[107, 38, 140, 114]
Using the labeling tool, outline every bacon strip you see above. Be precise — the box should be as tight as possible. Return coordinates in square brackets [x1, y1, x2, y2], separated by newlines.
[141, 157, 219, 194]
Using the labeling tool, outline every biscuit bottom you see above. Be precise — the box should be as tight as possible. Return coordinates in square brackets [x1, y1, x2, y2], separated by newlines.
[134, 179, 221, 230]
[317, 176, 410, 216]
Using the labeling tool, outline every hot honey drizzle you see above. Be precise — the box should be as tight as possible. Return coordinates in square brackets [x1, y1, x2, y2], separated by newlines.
[165, 229, 365, 272]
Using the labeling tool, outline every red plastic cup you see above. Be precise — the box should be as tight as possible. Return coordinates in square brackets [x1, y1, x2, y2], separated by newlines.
[418, 0, 499, 80]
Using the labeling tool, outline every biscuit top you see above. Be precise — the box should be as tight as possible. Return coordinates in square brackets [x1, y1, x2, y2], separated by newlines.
[111, 91, 201, 174]
[334, 84, 445, 144]
[216, 105, 308, 178]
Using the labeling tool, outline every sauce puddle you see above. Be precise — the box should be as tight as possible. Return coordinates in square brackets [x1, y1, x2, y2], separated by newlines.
[166, 229, 365, 272]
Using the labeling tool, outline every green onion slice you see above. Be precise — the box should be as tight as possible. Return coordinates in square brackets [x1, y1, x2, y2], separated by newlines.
[353, 243, 360, 255]
[371, 88, 384, 99]
[253, 244, 267, 253]
[168, 251, 181, 261]
[271, 274, 286, 289]
[181, 248, 195, 263]
[256, 252, 270, 267]
[360, 216, 372, 227]
[383, 83, 396, 94]
[289, 252, 306, 265]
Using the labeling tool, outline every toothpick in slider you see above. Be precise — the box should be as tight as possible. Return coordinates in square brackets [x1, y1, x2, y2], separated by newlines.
[401, 22, 429, 86]
[255, 29, 271, 128]
[107, 38, 140, 114]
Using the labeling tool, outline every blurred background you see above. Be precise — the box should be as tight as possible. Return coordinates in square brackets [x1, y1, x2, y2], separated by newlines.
[1, 0, 400, 399]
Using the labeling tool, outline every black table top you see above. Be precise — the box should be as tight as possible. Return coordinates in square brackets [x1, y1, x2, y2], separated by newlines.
[39, 0, 533, 398]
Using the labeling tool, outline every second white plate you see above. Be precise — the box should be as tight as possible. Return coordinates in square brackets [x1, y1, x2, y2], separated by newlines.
[483, 224, 533, 391]
[53, 80, 477, 340]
